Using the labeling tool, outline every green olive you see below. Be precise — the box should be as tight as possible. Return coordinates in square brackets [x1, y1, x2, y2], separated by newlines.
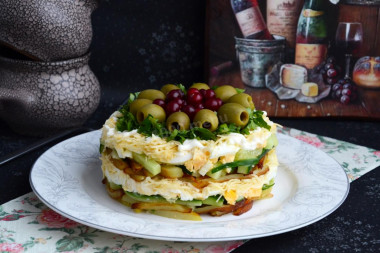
[138, 89, 165, 101]
[161, 84, 179, 95]
[214, 85, 238, 102]
[193, 109, 219, 132]
[129, 99, 152, 116]
[190, 83, 210, 90]
[166, 112, 190, 131]
[136, 104, 166, 123]
[227, 93, 255, 109]
[217, 103, 249, 127]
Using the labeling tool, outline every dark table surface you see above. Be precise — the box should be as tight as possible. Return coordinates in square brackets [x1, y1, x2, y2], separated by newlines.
[1, 97, 379, 252]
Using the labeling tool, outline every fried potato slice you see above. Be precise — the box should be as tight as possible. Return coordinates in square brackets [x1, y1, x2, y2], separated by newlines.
[161, 165, 184, 178]
[111, 157, 129, 170]
[130, 159, 143, 171]
[131, 202, 192, 213]
[148, 210, 202, 221]
[233, 199, 253, 216]
[105, 184, 124, 200]
[194, 205, 235, 215]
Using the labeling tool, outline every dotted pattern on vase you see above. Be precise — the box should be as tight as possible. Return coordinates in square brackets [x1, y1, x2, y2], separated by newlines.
[0, 54, 100, 136]
[0, 0, 97, 61]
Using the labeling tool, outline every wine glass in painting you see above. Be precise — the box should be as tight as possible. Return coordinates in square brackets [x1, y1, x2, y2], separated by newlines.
[335, 22, 363, 79]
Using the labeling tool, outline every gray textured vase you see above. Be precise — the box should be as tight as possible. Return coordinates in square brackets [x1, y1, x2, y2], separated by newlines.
[0, 53, 100, 136]
[0, 0, 98, 61]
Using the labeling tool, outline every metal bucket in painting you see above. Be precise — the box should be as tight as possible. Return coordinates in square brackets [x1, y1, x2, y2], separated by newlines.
[235, 35, 286, 88]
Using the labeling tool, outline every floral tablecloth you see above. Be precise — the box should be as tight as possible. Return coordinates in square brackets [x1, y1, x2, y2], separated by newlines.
[1, 127, 379, 253]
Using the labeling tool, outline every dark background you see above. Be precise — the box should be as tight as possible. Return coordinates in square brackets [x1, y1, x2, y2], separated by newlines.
[0, 1, 380, 252]
[88, 0, 206, 122]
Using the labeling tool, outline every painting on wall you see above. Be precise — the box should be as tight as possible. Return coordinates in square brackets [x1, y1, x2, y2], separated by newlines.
[206, 0, 380, 119]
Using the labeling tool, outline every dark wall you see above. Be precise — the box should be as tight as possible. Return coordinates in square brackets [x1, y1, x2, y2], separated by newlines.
[90, 0, 206, 105]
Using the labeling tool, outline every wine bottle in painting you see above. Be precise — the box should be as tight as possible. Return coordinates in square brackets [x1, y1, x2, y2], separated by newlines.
[267, 0, 303, 48]
[295, 0, 328, 69]
[231, 0, 273, 40]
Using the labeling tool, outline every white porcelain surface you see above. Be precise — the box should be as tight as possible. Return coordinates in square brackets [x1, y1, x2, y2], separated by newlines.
[30, 130, 349, 242]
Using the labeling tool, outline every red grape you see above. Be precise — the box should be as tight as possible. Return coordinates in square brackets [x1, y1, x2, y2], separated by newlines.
[204, 98, 220, 111]
[340, 95, 350, 105]
[332, 83, 342, 91]
[166, 89, 184, 101]
[187, 93, 203, 105]
[335, 89, 342, 99]
[187, 88, 200, 96]
[182, 104, 196, 120]
[172, 98, 185, 108]
[194, 103, 204, 113]
[153, 99, 165, 107]
[203, 89, 216, 100]
[199, 89, 207, 96]
[166, 101, 181, 115]
[342, 83, 353, 90]
[342, 88, 352, 96]
[327, 68, 338, 78]
[331, 78, 359, 104]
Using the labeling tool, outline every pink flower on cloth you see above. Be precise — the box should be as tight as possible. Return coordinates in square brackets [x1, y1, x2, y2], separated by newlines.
[373, 151, 380, 158]
[36, 209, 78, 228]
[161, 249, 180, 253]
[0, 243, 24, 253]
[204, 241, 244, 253]
[295, 135, 324, 148]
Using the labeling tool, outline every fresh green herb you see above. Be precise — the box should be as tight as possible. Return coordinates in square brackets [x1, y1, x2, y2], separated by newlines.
[216, 123, 241, 135]
[118, 91, 140, 113]
[137, 115, 166, 137]
[242, 109, 271, 134]
[235, 88, 245, 93]
[177, 84, 187, 95]
[211, 85, 219, 90]
[99, 144, 104, 154]
[190, 128, 216, 141]
[211, 149, 270, 174]
[116, 111, 138, 132]
[123, 92, 140, 109]
[168, 127, 216, 143]
[262, 182, 275, 190]
[179, 165, 192, 175]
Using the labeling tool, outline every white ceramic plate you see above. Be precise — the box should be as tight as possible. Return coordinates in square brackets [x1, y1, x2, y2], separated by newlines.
[30, 130, 349, 242]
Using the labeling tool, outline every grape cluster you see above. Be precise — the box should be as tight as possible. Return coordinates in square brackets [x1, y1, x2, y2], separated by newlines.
[153, 88, 223, 120]
[331, 78, 358, 104]
[316, 56, 342, 85]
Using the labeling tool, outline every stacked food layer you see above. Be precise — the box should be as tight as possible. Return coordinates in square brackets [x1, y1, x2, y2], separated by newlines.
[100, 83, 278, 220]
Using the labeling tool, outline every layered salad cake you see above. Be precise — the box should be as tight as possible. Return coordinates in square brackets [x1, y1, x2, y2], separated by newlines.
[100, 83, 278, 220]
